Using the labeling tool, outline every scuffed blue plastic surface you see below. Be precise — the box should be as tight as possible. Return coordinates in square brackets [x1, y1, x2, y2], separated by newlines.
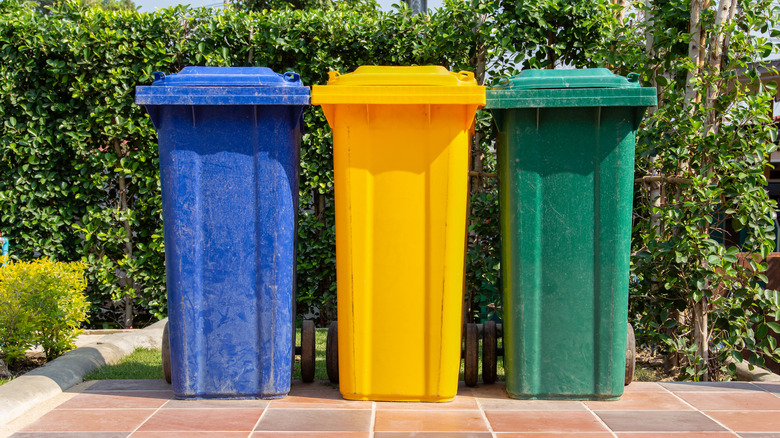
[136, 67, 308, 399]
[136, 66, 310, 107]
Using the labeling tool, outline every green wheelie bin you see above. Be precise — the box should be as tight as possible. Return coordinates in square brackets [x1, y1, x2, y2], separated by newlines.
[486, 68, 656, 400]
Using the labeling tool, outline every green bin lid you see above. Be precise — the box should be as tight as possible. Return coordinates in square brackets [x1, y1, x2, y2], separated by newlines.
[485, 68, 657, 109]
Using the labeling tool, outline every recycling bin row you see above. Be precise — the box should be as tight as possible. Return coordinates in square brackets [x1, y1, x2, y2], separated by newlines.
[135, 66, 656, 402]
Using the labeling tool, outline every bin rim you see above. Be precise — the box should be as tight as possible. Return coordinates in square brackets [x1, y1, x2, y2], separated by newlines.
[485, 85, 657, 109]
[311, 65, 485, 106]
[135, 86, 311, 106]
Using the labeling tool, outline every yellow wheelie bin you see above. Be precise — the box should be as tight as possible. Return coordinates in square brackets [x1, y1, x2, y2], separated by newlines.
[312, 66, 485, 402]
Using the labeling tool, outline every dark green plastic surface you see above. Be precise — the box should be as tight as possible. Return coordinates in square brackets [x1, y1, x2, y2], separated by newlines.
[486, 69, 657, 400]
[488, 68, 656, 110]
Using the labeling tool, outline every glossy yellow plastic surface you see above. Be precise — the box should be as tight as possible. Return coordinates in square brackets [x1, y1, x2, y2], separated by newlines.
[312, 66, 484, 402]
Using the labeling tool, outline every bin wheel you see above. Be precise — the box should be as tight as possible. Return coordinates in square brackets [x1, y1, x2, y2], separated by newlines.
[625, 322, 636, 386]
[482, 321, 497, 384]
[326, 321, 339, 384]
[464, 323, 478, 387]
[301, 320, 316, 383]
[162, 321, 172, 384]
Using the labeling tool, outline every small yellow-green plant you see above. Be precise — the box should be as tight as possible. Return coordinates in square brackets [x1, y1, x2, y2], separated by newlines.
[0, 258, 89, 363]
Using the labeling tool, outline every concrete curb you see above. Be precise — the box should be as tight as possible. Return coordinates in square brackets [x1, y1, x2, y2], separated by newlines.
[0, 318, 166, 426]
[726, 356, 780, 382]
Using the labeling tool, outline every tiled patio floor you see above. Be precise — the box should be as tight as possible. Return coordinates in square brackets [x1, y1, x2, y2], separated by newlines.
[10, 380, 780, 437]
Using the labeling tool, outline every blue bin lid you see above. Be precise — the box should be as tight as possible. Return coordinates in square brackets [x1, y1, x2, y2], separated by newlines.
[135, 66, 310, 106]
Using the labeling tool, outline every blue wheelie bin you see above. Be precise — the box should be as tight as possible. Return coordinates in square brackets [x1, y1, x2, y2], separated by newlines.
[136, 67, 309, 399]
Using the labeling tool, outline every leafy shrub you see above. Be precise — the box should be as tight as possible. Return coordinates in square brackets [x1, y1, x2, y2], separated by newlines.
[0, 258, 89, 362]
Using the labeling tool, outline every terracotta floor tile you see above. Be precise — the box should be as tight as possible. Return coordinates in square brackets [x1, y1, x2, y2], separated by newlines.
[616, 433, 738, 438]
[376, 433, 493, 438]
[623, 382, 668, 393]
[374, 410, 488, 432]
[494, 433, 615, 438]
[595, 410, 727, 432]
[268, 383, 372, 409]
[376, 396, 478, 410]
[661, 382, 762, 393]
[20, 409, 155, 432]
[739, 434, 780, 438]
[85, 380, 171, 392]
[477, 398, 587, 411]
[485, 410, 608, 433]
[676, 391, 780, 411]
[137, 408, 263, 432]
[252, 433, 369, 438]
[268, 394, 372, 409]
[705, 411, 780, 433]
[12, 433, 129, 438]
[55, 391, 171, 409]
[162, 398, 269, 409]
[255, 408, 371, 432]
[130, 433, 248, 438]
[585, 391, 694, 411]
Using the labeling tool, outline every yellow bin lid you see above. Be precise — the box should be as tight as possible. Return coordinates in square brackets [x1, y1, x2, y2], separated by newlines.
[311, 66, 486, 105]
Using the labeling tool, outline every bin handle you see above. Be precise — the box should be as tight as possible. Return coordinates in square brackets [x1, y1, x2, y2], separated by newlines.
[283, 72, 300, 83]
[153, 71, 165, 82]
[457, 71, 475, 82]
[627, 72, 640, 83]
[494, 77, 510, 88]
[328, 71, 341, 82]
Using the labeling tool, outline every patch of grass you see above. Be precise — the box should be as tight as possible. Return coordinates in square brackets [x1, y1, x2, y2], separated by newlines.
[0, 376, 13, 385]
[84, 348, 164, 380]
[635, 361, 669, 382]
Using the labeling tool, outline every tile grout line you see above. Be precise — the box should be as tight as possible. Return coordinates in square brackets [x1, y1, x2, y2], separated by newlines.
[248, 398, 272, 436]
[369, 401, 376, 438]
[125, 395, 173, 437]
[657, 383, 742, 436]
[748, 381, 772, 393]
[474, 395, 497, 438]
[581, 400, 619, 438]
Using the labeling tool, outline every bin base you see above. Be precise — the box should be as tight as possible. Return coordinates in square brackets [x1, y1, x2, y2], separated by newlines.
[506, 391, 622, 401]
[173, 392, 289, 401]
[340, 392, 456, 403]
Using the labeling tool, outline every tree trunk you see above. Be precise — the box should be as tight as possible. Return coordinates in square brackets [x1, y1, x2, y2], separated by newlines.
[613, 0, 628, 21]
[643, 0, 660, 114]
[663, 308, 685, 375]
[705, 0, 737, 134]
[685, 0, 709, 106]
[694, 296, 710, 380]
[113, 139, 135, 329]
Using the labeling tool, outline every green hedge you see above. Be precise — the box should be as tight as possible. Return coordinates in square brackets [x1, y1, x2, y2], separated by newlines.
[0, 0, 481, 327]
[0, 0, 619, 328]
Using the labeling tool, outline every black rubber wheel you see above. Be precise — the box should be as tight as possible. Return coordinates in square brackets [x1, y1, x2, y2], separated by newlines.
[326, 321, 339, 384]
[162, 320, 172, 384]
[464, 323, 478, 387]
[625, 322, 636, 386]
[301, 320, 316, 383]
[482, 321, 497, 384]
